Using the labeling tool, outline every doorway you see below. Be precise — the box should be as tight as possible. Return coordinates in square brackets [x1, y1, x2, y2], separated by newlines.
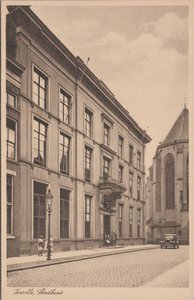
[103, 214, 110, 235]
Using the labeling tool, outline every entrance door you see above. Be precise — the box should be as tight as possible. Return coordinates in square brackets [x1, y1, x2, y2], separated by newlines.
[104, 215, 110, 235]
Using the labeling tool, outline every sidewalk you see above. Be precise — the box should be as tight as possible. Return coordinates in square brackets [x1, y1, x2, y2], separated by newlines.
[7, 244, 158, 272]
[141, 259, 189, 287]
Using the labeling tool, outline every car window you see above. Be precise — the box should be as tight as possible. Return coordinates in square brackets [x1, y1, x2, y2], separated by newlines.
[165, 235, 174, 239]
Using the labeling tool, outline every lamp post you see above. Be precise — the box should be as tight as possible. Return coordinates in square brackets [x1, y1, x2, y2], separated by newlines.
[46, 189, 53, 261]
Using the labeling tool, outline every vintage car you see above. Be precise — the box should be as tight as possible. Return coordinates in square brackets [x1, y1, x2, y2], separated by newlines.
[160, 234, 179, 249]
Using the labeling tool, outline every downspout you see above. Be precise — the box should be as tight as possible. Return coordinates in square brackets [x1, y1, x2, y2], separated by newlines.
[142, 144, 146, 244]
[74, 61, 79, 249]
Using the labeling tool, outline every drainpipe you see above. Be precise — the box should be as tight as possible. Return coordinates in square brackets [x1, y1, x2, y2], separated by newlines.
[143, 144, 146, 244]
[74, 61, 79, 249]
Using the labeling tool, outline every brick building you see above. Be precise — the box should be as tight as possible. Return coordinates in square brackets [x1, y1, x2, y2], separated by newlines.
[6, 6, 151, 257]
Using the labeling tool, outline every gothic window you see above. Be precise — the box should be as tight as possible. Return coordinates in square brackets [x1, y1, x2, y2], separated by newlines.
[165, 154, 175, 209]
[187, 155, 189, 206]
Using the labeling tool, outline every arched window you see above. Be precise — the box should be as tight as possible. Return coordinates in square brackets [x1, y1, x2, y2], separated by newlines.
[165, 154, 175, 209]
[187, 155, 189, 206]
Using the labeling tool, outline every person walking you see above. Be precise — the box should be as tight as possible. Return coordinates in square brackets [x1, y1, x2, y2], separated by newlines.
[37, 235, 44, 256]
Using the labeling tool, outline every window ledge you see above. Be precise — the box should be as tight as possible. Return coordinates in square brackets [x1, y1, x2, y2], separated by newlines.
[7, 158, 19, 165]
[7, 104, 20, 113]
[7, 235, 15, 239]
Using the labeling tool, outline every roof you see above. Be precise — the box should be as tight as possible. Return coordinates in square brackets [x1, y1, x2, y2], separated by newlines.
[160, 107, 189, 147]
[7, 5, 151, 144]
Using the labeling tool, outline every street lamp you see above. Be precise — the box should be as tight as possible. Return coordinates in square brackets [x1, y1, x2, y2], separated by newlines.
[46, 188, 53, 261]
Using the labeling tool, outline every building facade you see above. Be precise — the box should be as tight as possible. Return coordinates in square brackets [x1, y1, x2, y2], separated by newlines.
[6, 6, 151, 257]
[146, 108, 189, 244]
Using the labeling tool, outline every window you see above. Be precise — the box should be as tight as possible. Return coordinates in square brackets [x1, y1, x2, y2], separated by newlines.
[33, 67, 47, 109]
[129, 172, 133, 197]
[137, 209, 141, 237]
[103, 156, 111, 179]
[7, 118, 16, 160]
[137, 152, 141, 170]
[85, 195, 92, 238]
[84, 108, 93, 137]
[118, 136, 124, 158]
[60, 132, 70, 175]
[7, 175, 13, 234]
[104, 123, 110, 146]
[118, 165, 124, 182]
[85, 146, 92, 182]
[119, 204, 123, 237]
[129, 144, 133, 165]
[137, 176, 141, 200]
[33, 181, 47, 239]
[187, 156, 189, 205]
[60, 188, 70, 239]
[59, 88, 71, 124]
[165, 154, 175, 209]
[7, 91, 17, 108]
[129, 207, 133, 237]
[33, 118, 47, 167]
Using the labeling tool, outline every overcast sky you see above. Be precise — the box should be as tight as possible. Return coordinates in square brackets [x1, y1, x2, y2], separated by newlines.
[31, 4, 188, 172]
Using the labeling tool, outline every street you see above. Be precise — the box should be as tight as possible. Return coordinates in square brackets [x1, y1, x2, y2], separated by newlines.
[8, 246, 189, 287]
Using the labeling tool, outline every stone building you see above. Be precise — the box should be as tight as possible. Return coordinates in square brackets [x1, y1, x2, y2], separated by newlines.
[146, 107, 189, 244]
[6, 6, 151, 257]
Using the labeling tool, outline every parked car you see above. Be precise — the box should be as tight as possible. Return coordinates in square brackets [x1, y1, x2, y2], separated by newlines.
[160, 234, 179, 249]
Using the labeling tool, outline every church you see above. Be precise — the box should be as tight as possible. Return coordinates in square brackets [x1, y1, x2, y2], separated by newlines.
[145, 107, 189, 244]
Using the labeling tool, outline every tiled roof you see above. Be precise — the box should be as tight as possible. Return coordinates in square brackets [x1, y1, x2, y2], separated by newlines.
[161, 107, 188, 146]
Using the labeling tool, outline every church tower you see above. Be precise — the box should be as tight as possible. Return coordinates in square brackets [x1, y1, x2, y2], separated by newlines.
[146, 107, 189, 244]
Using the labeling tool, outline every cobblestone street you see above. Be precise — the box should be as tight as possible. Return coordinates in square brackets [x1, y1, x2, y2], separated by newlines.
[8, 246, 189, 287]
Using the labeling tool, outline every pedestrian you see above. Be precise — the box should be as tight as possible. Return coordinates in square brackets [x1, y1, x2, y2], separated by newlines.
[105, 233, 111, 246]
[113, 232, 117, 247]
[37, 235, 44, 256]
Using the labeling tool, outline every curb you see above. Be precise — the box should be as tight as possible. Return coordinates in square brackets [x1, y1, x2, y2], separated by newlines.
[7, 245, 158, 273]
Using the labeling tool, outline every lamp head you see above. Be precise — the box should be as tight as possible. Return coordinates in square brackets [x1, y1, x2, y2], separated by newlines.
[46, 188, 53, 208]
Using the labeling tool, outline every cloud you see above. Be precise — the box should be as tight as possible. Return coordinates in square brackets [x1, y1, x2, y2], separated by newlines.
[141, 12, 188, 42]
[32, 6, 188, 168]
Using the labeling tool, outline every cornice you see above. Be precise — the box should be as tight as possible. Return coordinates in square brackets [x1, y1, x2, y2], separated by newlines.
[6, 57, 25, 76]
[7, 5, 151, 144]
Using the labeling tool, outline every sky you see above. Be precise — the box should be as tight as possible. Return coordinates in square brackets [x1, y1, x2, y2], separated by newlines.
[32, 3, 188, 172]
